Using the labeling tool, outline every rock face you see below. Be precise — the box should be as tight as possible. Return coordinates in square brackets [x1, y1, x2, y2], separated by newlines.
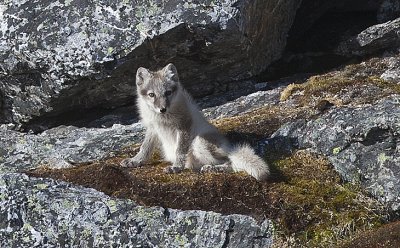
[273, 95, 400, 212]
[0, 0, 301, 128]
[0, 173, 273, 247]
[338, 17, 400, 56]
[0, 123, 144, 172]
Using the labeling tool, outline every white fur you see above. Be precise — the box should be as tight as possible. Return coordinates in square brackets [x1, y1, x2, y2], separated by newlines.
[228, 144, 270, 181]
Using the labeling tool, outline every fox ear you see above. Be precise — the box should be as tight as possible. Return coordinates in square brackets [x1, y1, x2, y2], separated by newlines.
[136, 67, 150, 86]
[162, 63, 179, 82]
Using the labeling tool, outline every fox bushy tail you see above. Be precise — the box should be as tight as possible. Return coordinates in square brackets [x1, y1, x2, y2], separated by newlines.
[228, 144, 270, 181]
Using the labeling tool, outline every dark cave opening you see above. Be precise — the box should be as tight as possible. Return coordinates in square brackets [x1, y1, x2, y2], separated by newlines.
[257, 8, 381, 82]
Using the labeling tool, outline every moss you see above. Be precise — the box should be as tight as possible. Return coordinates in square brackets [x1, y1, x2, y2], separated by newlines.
[265, 151, 384, 247]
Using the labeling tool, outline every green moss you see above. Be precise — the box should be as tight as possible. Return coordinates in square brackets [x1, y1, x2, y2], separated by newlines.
[268, 151, 384, 247]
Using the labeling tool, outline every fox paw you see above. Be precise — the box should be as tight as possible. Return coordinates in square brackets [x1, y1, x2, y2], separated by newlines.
[201, 163, 232, 173]
[200, 164, 214, 173]
[164, 165, 183, 174]
[120, 158, 142, 168]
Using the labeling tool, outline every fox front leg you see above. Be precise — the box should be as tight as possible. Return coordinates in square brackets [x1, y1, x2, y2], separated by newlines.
[121, 131, 157, 168]
[164, 130, 192, 174]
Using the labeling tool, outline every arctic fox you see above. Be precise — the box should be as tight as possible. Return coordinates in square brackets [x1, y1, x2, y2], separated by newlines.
[121, 63, 270, 181]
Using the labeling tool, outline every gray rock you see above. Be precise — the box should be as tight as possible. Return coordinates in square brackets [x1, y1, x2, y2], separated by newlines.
[0, 123, 144, 172]
[0, 0, 301, 127]
[380, 53, 400, 82]
[0, 173, 273, 247]
[273, 95, 400, 212]
[202, 87, 283, 120]
[337, 18, 400, 55]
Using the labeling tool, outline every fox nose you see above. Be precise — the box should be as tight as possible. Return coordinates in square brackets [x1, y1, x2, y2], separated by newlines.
[160, 107, 167, 113]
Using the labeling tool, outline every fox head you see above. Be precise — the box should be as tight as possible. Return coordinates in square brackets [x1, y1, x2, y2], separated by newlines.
[136, 63, 181, 114]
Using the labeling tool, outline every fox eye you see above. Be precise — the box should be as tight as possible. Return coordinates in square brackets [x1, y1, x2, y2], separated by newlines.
[165, 90, 172, 96]
[148, 93, 155, 98]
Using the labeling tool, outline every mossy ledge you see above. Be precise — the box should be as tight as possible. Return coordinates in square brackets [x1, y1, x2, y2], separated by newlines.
[27, 144, 386, 247]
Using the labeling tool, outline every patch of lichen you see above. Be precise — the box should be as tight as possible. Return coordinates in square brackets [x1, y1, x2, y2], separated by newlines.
[280, 62, 400, 107]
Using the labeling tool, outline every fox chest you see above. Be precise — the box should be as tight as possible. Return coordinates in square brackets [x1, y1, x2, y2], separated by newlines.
[155, 125, 180, 162]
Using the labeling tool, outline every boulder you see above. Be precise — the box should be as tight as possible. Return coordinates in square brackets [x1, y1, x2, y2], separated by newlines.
[0, 123, 144, 172]
[0, 0, 301, 128]
[273, 95, 400, 212]
[380, 54, 400, 82]
[337, 17, 400, 56]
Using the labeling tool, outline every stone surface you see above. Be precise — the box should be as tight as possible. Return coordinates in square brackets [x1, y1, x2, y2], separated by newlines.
[273, 95, 400, 212]
[380, 52, 400, 82]
[0, 173, 273, 247]
[0, 0, 301, 128]
[0, 123, 144, 172]
[337, 17, 400, 56]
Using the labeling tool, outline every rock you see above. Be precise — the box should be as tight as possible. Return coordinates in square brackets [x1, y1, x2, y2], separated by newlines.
[0, 173, 273, 247]
[273, 95, 400, 212]
[337, 18, 400, 56]
[380, 54, 400, 82]
[0, 0, 301, 128]
[202, 87, 283, 120]
[0, 123, 144, 172]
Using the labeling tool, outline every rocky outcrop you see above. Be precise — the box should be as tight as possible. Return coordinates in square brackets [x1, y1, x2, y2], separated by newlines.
[0, 123, 144, 172]
[0, 0, 301, 128]
[337, 17, 400, 56]
[0, 173, 273, 247]
[273, 95, 400, 212]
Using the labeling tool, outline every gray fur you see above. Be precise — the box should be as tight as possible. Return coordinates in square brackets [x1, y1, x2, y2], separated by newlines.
[121, 64, 270, 181]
